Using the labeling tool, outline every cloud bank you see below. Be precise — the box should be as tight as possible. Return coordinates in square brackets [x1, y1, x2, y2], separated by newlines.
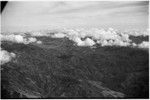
[0, 27, 148, 65]
[2, 27, 147, 48]
[50, 28, 148, 48]
[126, 29, 149, 36]
[0, 34, 42, 44]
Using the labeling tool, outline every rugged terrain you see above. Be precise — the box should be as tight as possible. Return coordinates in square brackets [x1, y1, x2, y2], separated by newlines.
[1, 36, 149, 98]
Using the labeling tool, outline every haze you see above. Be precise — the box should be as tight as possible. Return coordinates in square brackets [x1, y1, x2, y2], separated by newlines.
[1, 1, 149, 33]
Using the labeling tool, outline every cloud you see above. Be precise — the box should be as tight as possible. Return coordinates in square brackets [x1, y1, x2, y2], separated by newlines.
[0, 33, 43, 65]
[28, 37, 37, 43]
[131, 43, 137, 47]
[0, 34, 24, 43]
[0, 34, 42, 44]
[0, 48, 16, 65]
[83, 38, 96, 46]
[25, 27, 148, 48]
[126, 29, 149, 36]
[51, 32, 66, 38]
[49, 27, 149, 48]
[74, 37, 84, 46]
[50, 28, 133, 47]
[30, 31, 50, 36]
[138, 41, 149, 48]
[1, 27, 148, 48]
[71, 37, 96, 47]
[99, 39, 130, 47]
[37, 41, 42, 44]
[2, 1, 148, 32]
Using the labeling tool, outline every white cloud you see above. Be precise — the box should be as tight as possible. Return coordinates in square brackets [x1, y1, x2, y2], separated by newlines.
[138, 41, 149, 48]
[30, 31, 50, 37]
[0, 34, 42, 44]
[1, 27, 148, 48]
[72, 37, 84, 46]
[28, 37, 37, 43]
[30, 32, 44, 36]
[1, 34, 24, 43]
[51, 32, 66, 38]
[52, 28, 132, 47]
[131, 43, 137, 47]
[0, 48, 16, 65]
[14, 35, 24, 43]
[37, 41, 42, 44]
[0, 33, 42, 65]
[83, 38, 95, 46]
[25, 27, 148, 48]
[126, 29, 149, 36]
[0, 34, 43, 65]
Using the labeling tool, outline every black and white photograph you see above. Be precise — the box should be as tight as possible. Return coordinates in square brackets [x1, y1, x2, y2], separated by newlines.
[0, 0, 149, 99]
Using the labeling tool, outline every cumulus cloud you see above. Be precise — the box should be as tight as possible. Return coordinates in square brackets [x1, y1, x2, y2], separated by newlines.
[27, 37, 37, 43]
[83, 38, 96, 46]
[98, 39, 130, 47]
[0, 33, 43, 65]
[0, 48, 16, 65]
[70, 37, 95, 46]
[27, 27, 147, 48]
[30, 31, 50, 37]
[131, 43, 137, 47]
[51, 32, 66, 38]
[71, 37, 84, 46]
[138, 41, 149, 48]
[126, 29, 149, 37]
[0, 34, 42, 44]
[37, 41, 42, 44]
[1, 27, 147, 48]
[50, 28, 133, 47]
[0, 34, 24, 43]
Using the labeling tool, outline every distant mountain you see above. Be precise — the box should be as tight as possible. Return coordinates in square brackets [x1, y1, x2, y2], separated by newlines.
[129, 35, 149, 44]
[1, 36, 149, 98]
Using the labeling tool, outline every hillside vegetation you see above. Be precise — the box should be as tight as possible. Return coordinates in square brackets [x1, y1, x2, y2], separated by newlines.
[1, 36, 149, 98]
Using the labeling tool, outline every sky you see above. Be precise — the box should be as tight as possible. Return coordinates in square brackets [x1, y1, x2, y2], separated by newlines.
[1, 1, 149, 33]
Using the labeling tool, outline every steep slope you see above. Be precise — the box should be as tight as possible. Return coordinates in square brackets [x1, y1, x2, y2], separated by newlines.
[1, 37, 149, 98]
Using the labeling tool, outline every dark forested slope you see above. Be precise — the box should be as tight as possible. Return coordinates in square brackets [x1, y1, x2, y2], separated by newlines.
[1, 36, 149, 98]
